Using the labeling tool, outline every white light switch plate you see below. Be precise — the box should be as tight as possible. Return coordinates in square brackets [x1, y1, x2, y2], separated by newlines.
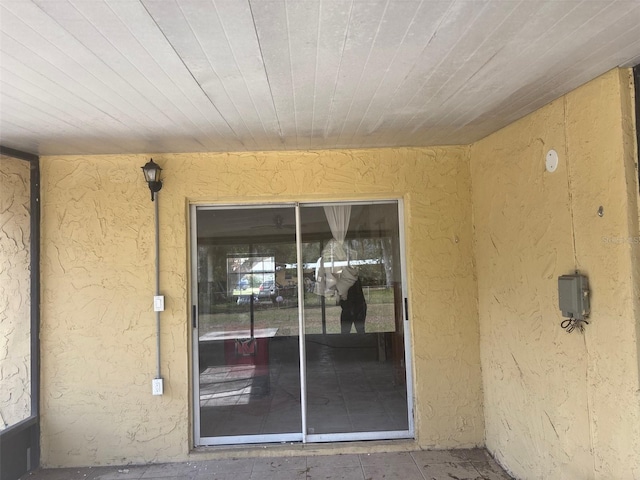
[153, 295, 165, 312]
[152, 378, 163, 396]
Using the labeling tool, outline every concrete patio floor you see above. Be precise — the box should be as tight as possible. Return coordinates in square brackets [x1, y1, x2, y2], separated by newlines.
[20, 449, 514, 480]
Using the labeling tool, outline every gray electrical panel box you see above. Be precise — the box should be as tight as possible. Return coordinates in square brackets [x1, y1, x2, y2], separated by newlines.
[558, 274, 590, 320]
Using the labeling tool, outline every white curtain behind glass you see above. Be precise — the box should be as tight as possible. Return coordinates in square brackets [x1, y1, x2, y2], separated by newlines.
[323, 205, 351, 259]
[315, 205, 358, 299]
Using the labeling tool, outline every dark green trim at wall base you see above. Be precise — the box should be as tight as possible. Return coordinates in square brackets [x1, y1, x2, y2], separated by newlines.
[0, 417, 39, 480]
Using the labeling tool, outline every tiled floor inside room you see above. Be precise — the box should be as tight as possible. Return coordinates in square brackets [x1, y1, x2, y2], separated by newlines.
[21, 449, 514, 480]
[198, 333, 409, 438]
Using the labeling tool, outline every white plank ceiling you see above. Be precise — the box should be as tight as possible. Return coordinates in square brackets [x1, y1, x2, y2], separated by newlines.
[1, 0, 639, 156]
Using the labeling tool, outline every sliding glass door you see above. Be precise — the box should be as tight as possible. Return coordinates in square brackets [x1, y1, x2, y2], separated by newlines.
[191, 201, 412, 446]
[192, 205, 301, 443]
[301, 203, 409, 440]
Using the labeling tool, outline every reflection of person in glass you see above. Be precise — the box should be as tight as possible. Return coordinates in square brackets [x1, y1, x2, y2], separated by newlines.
[340, 278, 367, 334]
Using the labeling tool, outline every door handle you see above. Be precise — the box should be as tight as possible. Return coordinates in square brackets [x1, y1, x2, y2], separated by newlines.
[404, 298, 408, 322]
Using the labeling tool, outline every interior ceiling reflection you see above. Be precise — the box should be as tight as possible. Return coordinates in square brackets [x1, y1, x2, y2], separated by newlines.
[196, 203, 398, 244]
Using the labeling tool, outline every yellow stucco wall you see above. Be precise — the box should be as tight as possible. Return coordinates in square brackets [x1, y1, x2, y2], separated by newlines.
[0, 154, 31, 430]
[471, 69, 640, 479]
[39, 147, 483, 467]
[37, 68, 640, 475]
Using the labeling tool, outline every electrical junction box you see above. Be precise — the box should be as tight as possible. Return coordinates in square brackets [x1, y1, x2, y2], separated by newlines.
[558, 274, 590, 320]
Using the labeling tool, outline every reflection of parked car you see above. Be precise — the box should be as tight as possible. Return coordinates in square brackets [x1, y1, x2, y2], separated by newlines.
[236, 295, 256, 305]
[258, 280, 280, 300]
[236, 277, 249, 290]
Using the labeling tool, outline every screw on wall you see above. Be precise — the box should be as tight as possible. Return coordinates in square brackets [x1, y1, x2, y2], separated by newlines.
[597, 206, 604, 217]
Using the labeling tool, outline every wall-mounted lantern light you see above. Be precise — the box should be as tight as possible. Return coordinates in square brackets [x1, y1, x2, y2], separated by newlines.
[141, 158, 163, 201]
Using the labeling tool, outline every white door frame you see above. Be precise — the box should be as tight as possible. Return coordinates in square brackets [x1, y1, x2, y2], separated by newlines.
[190, 199, 414, 447]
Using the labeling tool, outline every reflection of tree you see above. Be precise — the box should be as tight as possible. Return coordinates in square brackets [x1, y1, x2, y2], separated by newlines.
[380, 237, 394, 287]
[346, 237, 395, 287]
[302, 242, 321, 263]
[269, 242, 298, 264]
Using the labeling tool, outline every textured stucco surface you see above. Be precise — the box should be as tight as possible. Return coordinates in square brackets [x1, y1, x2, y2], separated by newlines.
[471, 69, 640, 479]
[39, 147, 483, 467]
[0, 154, 31, 429]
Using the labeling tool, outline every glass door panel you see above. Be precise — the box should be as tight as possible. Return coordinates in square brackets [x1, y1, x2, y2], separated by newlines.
[194, 206, 301, 442]
[300, 202, 409, 438]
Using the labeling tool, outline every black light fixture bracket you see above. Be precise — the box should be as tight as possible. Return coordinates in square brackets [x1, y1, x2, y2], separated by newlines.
[141, 158, 163, 201]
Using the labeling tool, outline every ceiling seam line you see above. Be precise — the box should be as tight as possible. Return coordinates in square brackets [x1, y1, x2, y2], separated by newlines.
[323, 0, 355, 139]
[42, 1, 182, 132]
[347, 0, 424, 146]
[284, 0, 299, 149]
[213, 0, 276, 149]
[1, 54, 138, 142]
[448, 3, 640, 141]
[495, 3, 640, 123]
[409, 0, 524, 134]
[107, 0, 226, 144]
[336, 0, 391, 144]
[248, 0, 284, 142]
[2, 4, 156, 134]
[310, 0, 322, 145]
[361, 0, 457, 145]
[138, 0, 243, 146]
[190, 0, 259, 149]
[1, 92, 106, 152]
[385, 0, 492, 146]
[75, 0, 208, 141]
[444, 0, 609, 135]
